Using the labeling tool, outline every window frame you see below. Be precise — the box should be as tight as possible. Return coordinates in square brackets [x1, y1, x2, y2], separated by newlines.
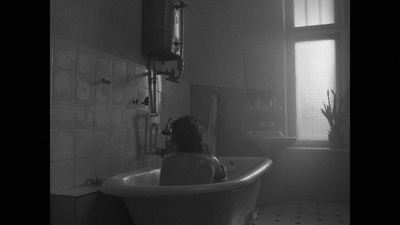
[283, 0, 350, 148]
[288, 0, 346, 29]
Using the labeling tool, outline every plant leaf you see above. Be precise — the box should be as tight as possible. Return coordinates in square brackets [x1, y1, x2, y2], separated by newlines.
[327, 89, 331, 111]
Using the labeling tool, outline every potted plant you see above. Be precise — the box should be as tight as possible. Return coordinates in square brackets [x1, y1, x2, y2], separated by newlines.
[321, 88, 350, 148]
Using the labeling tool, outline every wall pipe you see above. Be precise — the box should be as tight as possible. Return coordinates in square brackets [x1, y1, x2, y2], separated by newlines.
[152, 59, 157, 114]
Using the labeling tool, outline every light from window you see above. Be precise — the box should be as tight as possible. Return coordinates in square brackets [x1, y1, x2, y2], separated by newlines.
[294, 0, 335, 27]
[295, 39, 336, 140]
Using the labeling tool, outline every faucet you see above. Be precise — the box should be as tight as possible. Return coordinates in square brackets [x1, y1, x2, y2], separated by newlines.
[150, 118, 176, 158]
[144, 118, 176, 158]
[153, 137, 174, 158]
[87, 177, 104, 186]
[157, 68, 181, 83]
[161, 118, 175, 135]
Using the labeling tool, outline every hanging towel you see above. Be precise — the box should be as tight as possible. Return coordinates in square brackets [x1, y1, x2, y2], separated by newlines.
[207, 93, 218, 156]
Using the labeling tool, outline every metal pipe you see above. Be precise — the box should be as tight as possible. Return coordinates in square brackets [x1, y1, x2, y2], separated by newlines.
[142, 115, 149, 154]
[152, 59, 157, 113]
[146, 57, 153, 114]
[148, 112, 158, 117]
[153, 122, 159, 150]
[179, 2, 185, 60]
[148, 121, 154, 151]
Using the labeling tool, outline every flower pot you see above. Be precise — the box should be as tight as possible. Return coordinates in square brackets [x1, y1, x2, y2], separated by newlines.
[328, 131, 344, 149]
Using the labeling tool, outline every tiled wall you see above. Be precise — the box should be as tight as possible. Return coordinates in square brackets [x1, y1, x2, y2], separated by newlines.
[50, 33, 190, 194]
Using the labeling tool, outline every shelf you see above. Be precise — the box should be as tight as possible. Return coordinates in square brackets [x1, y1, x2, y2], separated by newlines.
[52, 185, 101, 197]
[249, 105, 283, 111]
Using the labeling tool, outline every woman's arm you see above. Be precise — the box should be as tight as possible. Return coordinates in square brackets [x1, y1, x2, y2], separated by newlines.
[211, 156, 228, 183]
[212, 164, 227, 183]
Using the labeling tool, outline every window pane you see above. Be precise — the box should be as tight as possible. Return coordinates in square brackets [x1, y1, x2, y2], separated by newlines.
[306, 0, 320, 26]
[294, 0, 335, 27]
[320, 0, 335, 24]
[294, 0, 306, 27]
[295, 40, 336, 140]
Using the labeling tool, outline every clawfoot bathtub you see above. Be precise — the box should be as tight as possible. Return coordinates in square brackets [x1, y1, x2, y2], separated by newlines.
[101, 156, 273, 225]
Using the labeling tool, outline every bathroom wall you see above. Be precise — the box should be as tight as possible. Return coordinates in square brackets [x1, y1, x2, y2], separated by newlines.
[190, 84, 350, 206]
[285, 148, 350, 204]
[187, 0, 350, 205]
[186, 0, 287, 156]
[50, 0, 144, 65]
[184, 0, 285, 90]
[50, 0, 190, 194]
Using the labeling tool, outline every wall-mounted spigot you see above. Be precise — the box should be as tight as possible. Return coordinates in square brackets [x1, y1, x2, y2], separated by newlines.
[166, 70, 181, 84]
[154, 147, 171, 158]
[157, 68, 180, 83]
[161, 118, 175, 135]
[150, 137, 174, 158]
[101, 78, 112, 85]
[157, 69, 175, 77]
[87, 177, 104, 186]
[141, 97, 149, 106]
[175, 0, 189, 10]
[166, 76, 180, 83]
[132, 98, 139, 105]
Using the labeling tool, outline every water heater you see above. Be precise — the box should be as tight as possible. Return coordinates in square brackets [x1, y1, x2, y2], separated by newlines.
[142, 0, 187, 72]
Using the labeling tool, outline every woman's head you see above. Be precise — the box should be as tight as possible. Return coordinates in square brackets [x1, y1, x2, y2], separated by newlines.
[171, 115, 206, 153]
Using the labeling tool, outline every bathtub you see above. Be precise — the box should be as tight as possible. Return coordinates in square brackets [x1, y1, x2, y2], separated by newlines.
[101, 156, 273, 225]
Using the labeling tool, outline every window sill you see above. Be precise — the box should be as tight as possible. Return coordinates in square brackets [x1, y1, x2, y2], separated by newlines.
[291, 140, 349, 148]
[286, 146, 350, 153]
[291, 140, 329, 148]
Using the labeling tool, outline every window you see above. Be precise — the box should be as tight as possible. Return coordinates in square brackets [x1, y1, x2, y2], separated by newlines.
[295, 39, 336, 140]
[294, 0, 336, 27]
[285, 0, 349, 146]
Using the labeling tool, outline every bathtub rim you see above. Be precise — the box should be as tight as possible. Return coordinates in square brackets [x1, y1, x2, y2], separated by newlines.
[101, 156, 272, 197]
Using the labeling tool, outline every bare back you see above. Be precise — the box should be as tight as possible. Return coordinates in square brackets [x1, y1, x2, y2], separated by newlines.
[159, 153, 219, 186]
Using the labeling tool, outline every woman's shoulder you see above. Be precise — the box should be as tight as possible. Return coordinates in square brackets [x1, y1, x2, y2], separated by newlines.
[208, 155, 221, 165]
[194, 154, 221, 169]
[167, 152, 219, 165]
[161, 154, 179, 165]
[194, 153, 219, 162]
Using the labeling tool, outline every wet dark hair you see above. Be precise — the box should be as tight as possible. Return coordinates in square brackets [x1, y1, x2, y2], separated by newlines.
[171, 115, 206, 153]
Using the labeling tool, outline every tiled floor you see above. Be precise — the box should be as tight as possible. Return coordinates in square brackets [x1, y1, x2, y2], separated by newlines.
[253, 201, 350, 225]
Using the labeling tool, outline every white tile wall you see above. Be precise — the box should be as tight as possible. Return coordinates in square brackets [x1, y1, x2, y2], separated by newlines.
[111, 106, 125, 129]
[52, 68, 75, 102]
[54, 37, 76, 71]
[75, 102, 94, 128]
[111, 56, 126, 82]
[52, 101, 75, 129]
[110, 130, 126, 153]
[51, 129, 74, 161]
[94, 51, 111, 80]
[74, 130, 94, 158]
[94, 104, 110, 129]
[50, 33, 190, 193]
[125, 84, 137, 107]
[95, 80, 111, 104]
[75, 72, 94, 102]
[75, 157, 95, 187]
[51, 159, 75, 191]
[94, 155, 110, 179]
[94, 130, 111, 155]
[76, 43, 95, 75]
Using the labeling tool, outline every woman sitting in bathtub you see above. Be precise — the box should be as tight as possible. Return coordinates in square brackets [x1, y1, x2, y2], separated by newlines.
[159, 115, 227, 186]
